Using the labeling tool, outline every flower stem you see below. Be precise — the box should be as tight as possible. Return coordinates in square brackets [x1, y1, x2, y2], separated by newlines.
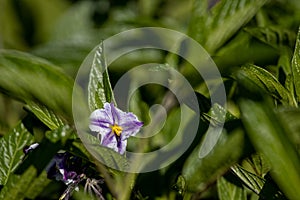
[117, 91, 178, 200]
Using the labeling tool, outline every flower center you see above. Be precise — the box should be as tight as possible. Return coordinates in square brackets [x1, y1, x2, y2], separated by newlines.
[111, 124, 123, 136]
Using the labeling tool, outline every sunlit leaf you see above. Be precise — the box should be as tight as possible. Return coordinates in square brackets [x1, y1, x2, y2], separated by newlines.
[0, 123, 34, 185]
[88, 43, 116, 111]
[238, 64, 296, 106]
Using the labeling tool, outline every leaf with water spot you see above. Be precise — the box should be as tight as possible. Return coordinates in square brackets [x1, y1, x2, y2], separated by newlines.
[0, 123, 34, 185]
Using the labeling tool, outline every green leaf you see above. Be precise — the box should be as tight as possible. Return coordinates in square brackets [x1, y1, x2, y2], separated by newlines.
[277, 47, 294, 95]
[244, 154, 270, 178]
[238, 64, 296, 106]
[173, 175, 186, 196]
[73, 133, 129, 171]
[291, 26, 300, 103]
[244, 26, 296, 49]
[25, 170, 51, 199]
[217, 176, 247, 200]
[231, 165, 265, 194]
[88, 43, 116, 111]
[0, 123, 34, 185]
[240, 99, 300, 200]
[0, 166, 37, 200]
[189, 0, 268, 53]
[276, 107, 300, 154]
[214, 31, 278, 71]
[45, 125, 74, 144]
[25, 102, 65, 130]
[0, 50, 74, 121]
[204, 103, 237, 125]
[182, 129, 244, 192]
[145, 107, 180, 150]
[199, 103, 238, 158]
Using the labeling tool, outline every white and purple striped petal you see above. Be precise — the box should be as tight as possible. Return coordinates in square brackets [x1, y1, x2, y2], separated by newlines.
[89, 102, 143, 154]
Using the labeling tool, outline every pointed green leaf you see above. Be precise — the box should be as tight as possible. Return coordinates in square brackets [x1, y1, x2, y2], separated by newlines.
[217, 176, 247, 200]
[25, 102, 65, 130]
[240, 99, 300, 200]
[88, 43, 116, 111]
[231, 165, 265, 194]
[189, 0, 268, 53]
[244, 154, 270, 178]
[0, 50, 74, 121]
[239, 64, 296, 106]
[292, 26, 300, 103]
[0, 123, 34, 185]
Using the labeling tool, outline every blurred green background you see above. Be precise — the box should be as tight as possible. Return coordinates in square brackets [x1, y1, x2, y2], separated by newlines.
[0, 0, 197, 134]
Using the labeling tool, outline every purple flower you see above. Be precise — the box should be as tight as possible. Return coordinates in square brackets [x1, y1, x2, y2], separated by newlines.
[89, 102, 143, 154]
[45, 152, 105, 200]
[46, 152, 83, 185]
